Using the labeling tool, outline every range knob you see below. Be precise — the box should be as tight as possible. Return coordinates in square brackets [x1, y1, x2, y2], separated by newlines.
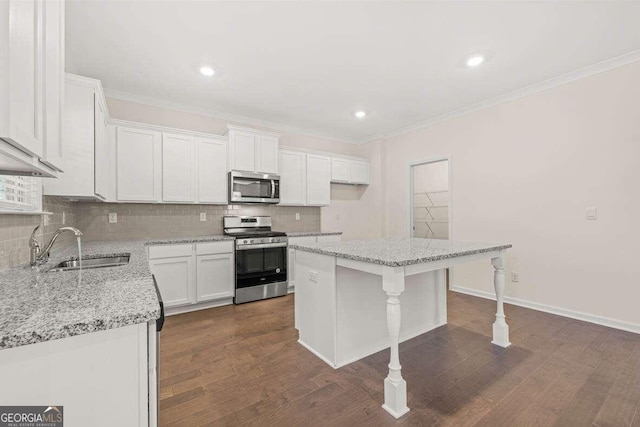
[261, 238, 267, 243]
[243, 240, 248, 244]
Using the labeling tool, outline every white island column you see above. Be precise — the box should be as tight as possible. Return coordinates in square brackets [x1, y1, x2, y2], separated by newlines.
[381, 266, 410, 418]
[491, 253, 511, 347]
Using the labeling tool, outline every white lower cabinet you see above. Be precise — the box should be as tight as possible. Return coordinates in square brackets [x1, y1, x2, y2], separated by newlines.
[148, 241, 234, 313]
[287, 234, 342, 291]
[0, 322, 153, 427]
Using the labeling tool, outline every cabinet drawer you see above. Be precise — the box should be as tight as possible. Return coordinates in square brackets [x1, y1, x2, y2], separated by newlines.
[148, 244, 193, 259]
[196, 241, 234, 256]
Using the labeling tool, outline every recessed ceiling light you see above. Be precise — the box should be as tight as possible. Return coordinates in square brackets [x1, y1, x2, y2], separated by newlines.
[465, 55, 485, 68]
[200, 66, 215, 77]
[354, 111, 367, 119]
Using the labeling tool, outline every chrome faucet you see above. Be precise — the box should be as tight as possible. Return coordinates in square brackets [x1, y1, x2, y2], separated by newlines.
[29, 225, 83, 266]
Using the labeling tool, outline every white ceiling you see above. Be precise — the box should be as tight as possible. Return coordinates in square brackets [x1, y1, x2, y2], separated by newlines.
[66, 1, 640, 143]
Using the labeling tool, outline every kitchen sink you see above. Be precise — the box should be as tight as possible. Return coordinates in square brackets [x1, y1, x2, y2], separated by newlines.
[48, 255, 130, 272]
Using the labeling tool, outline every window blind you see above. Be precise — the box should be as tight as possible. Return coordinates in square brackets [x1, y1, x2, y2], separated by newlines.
[0, 176, 40, 211]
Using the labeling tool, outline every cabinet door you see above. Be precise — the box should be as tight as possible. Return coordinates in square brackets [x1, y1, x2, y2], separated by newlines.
[94, 96, 108, 199]
[42, 0, 64, 169]
[149, 256, 195, 307]
[350, 161, 369, 184]
[229, 130, 255, 172]
[306, 154, 331, 206]
[7, 0, 43, 156]
[116, 127, 161, 201]
[279, 150, 306, 205]
[331, 158, 350, 183]
[197, 137, 227, 204]
[196, 253, 234, 302]
[255, 134, 278, 173]
[162, 132, 196, 203]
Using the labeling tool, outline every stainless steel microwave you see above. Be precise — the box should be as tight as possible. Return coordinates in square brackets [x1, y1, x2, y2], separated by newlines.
[228, 171, 280, 204]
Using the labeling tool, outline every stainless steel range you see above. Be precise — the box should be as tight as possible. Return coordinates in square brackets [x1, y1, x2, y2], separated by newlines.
[223, 216, 288, 304]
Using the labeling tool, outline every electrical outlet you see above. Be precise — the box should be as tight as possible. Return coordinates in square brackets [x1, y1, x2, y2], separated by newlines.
[586, 206, 597, 220]
[200, 212, 207, 222]
[62, 211, 66, 225]
[511, 272, 519, 283]
[309, 270, 318, 283]
[108, 213, 118, 224]
[295, 213, 300, 221]
[43, 215, 50, 226]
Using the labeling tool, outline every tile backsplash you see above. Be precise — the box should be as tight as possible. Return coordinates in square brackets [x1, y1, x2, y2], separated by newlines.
[0, 197, 78, 270]
[0, 197, 320, 270]
[74, 203, 320, 241]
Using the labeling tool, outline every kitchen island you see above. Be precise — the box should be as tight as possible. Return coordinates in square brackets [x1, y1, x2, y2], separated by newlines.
[290, 237, 512, 419]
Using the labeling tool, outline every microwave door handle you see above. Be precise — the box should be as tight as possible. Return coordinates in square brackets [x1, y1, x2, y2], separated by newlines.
[271, 180, 275, 199]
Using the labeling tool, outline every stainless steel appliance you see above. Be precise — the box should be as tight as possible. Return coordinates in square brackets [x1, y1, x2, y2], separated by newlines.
[223, 216, 287, 304]
[229, 171, 280, 204]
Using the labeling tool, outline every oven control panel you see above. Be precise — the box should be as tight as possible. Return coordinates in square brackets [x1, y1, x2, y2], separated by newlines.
[235, 236, 288, 248]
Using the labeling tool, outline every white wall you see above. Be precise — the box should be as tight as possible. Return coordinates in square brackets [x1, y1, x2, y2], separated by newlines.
[378, 60, 640, 329]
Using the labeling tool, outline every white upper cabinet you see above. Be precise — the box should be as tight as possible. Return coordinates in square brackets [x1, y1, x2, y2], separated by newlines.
[116, 126, 162, 202]
[229, 129, 255, 172]
[279, 150, 306, 205]
[330, 157, 370, 185]
[0, 0, 64, 177]
[197, 137, 228, 204]
[255, 134, 279, 174]
[331, 158, 350, 182]
[44, 75, 108, 199]
[94, 94, 108, 199]
[225, 125, 279, 174]
[162, 132, 196, 203]
[350, 160, 370, 184]
[306, 154, 331, 206]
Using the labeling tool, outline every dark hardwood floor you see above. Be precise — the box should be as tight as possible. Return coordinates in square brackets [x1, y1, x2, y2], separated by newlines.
[159, 292, 640, 426]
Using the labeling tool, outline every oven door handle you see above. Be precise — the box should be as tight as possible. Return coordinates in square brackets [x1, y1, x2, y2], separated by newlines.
[237, 242, 287, 250]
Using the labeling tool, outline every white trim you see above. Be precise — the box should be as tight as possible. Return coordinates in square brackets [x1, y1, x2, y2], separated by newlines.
[371, 49, 640, 143]
[103, 88, 361, 145]
[221, 124, 280, 138]
[66, 73, 110, 121]
[279, 145, 368, 162]
[164, 297, 233, 316]
[450, 285, 640, 335]
[109, 118, 227, 142]
[94, 50, 640, 146]
[408, 155, 453, 240]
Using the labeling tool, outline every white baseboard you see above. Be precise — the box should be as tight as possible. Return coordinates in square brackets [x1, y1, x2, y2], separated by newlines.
[450, 285, 640, 335]
[165, 297, 233, 316]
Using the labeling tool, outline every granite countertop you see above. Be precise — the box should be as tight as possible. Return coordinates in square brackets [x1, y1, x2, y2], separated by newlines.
[290, 237, 512, 267]
[0, 240, 163, 351]
[144, 235, 234, 245]
[286, 231, 343, 237]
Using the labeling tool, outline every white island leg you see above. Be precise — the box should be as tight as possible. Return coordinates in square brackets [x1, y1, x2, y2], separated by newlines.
[491, 254, 511, 347]
[381, 267, 410, 418]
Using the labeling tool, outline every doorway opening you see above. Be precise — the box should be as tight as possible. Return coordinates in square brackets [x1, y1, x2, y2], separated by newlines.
[409, 157, 451, 239]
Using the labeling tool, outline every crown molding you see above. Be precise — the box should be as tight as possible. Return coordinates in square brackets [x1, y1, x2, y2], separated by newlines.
[103, 88, 362, 145]
[375, 49, 640, 142]
[103, 49, 640, 147]
[66, 73, 110, 121]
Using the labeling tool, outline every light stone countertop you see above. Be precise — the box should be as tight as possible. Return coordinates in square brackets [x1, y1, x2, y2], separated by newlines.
[144, 235, 234, 245]
[290, 237, 512, 267]
[0, 240, 162, 351]
[285, 231, 343, 237]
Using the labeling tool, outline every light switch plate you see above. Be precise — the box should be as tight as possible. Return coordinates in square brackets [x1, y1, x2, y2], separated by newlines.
[200, 212, 207, 222]
[109, 213, 118, 224]
[586, 206, 597, 220]
[309, 270, 318, 283]
[62, 211, 66, 225]
[295, 213, 300, 221]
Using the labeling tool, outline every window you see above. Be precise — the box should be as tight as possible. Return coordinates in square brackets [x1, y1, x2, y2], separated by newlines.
[0, 176, 42, 212]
